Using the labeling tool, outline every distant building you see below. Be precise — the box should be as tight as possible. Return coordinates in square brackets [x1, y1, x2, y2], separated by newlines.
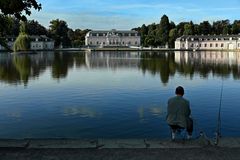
[175, 35, 240, 50]
[0, 35, 54, 51]
[85, 29, 141, 47]
[30, 35, 55, 50]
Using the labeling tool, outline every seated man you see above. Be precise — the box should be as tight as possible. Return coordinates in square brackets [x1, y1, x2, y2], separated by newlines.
[166, 86, 193, 140]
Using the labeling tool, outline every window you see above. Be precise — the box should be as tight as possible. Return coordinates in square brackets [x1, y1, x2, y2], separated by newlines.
[103, 42, 105, 45]
[199, 44, 201, 47]
[216, 44, 218, 47]
[122, 41, 124, 44]
[182, 44, 185, 47]
[90, 41, 92, 45]
[128, 41, 131, 45]
[205, 44, 207, 47]
[221, 43, 224, 47]
[135, 41, 138, 45]
[96, 41, 99, 45]
[191, 44, 194, 47]
[210, 43, 212, 47]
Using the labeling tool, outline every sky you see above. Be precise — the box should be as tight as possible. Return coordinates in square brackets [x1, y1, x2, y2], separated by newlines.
[30, 0, 240, 30]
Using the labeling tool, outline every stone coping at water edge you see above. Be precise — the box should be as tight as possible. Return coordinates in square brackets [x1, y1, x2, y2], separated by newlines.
[0, 137, 240, 149]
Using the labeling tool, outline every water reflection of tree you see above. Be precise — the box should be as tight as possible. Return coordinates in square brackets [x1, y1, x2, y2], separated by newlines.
[140, 51, 240, 84]
[13, 55, 31, 85]
[140, 52, 177, 85]
[0, 52, 86, 85]
[0, 58, 20, 84]
[52, 52, 85, 79]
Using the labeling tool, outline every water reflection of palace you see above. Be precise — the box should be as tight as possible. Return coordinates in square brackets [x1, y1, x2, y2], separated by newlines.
[85, 51, 141, 69]
[0, 51, 239, 86]
[175, 51, 240, 66]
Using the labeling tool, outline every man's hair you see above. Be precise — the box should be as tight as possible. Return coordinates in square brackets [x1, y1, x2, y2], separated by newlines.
[175, 86, 184, 95]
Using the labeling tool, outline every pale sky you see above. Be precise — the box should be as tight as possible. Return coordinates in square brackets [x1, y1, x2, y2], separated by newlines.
[30, 0, 240, 30]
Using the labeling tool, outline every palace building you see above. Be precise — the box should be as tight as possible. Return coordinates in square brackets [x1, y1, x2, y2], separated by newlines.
[0, 35, 54, 51]
[85, 29, 141, 47]
[175, 35, 240, 50]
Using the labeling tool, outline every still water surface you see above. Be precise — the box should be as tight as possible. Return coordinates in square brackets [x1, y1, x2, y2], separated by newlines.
[0, 51, 239, 139]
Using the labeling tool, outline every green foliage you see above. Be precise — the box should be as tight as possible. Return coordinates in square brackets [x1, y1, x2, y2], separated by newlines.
[183, 24, 193, 35]
[199, 21, 212, 35]
[19, 21, 27, 33]
[183, 21, 194, 35]
[0, 0, 41, 21]
[49, 19, 71, 48]
[232, 20, 240, 34]
[158, 15, 170, 45]
[13, 33, 30, 52]
[68, 29, 90, 47]
[25, 20, 47, 35]
[133, 14, 240, 48]
[0, 0, 41, 50]
[169, 28, 178, 48]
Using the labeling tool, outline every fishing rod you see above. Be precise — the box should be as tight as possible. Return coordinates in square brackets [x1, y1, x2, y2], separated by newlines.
[215, 79, 224, 145]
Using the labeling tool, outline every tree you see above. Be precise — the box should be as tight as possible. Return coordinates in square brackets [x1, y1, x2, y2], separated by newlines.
[25, 20, 47, 35]
[49, 19, 71, 48]
[13, 21, 30, 52]
[199, 21, 212, 35]
[232, 20, 240, 34]
[145, 23, 157, 47]
[140, 24, 148, 46]
[70, 29, 90, 47]
[194, 24, 200, 35]
[0, 0, 41, 21]
[169, 21, 176, 30]
[169, 28, 178, 48]
[157, 15, 170, 46]
[176, 22, 188, 37]
[212, 20, 230, 35]
[0, 0, 41, 50]
[183, 24, 194, 35]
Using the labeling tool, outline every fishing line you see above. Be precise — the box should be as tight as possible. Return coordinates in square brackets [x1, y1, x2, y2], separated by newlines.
[215, 79, 224, 145]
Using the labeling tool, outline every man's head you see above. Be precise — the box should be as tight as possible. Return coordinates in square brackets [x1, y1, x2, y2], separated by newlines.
[175, 86, 184, 96]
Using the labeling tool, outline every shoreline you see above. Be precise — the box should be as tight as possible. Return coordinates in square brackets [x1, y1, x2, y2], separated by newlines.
[0, 138, 240, 160]
[1, 48, 240, 53]
[0, 137, 239, 149]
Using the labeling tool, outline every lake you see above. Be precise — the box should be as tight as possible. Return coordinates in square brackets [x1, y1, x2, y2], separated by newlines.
[0, 51, 239, 139]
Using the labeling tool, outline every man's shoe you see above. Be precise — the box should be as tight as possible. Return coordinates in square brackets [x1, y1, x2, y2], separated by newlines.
[171, 132, 176, 140]
[187, 134, 192, 140]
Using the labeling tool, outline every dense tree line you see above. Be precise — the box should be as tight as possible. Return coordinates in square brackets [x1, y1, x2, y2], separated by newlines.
[0, 1, 89, 49]
[133, 15, 240, 48]
[0, 16, 89, 48]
